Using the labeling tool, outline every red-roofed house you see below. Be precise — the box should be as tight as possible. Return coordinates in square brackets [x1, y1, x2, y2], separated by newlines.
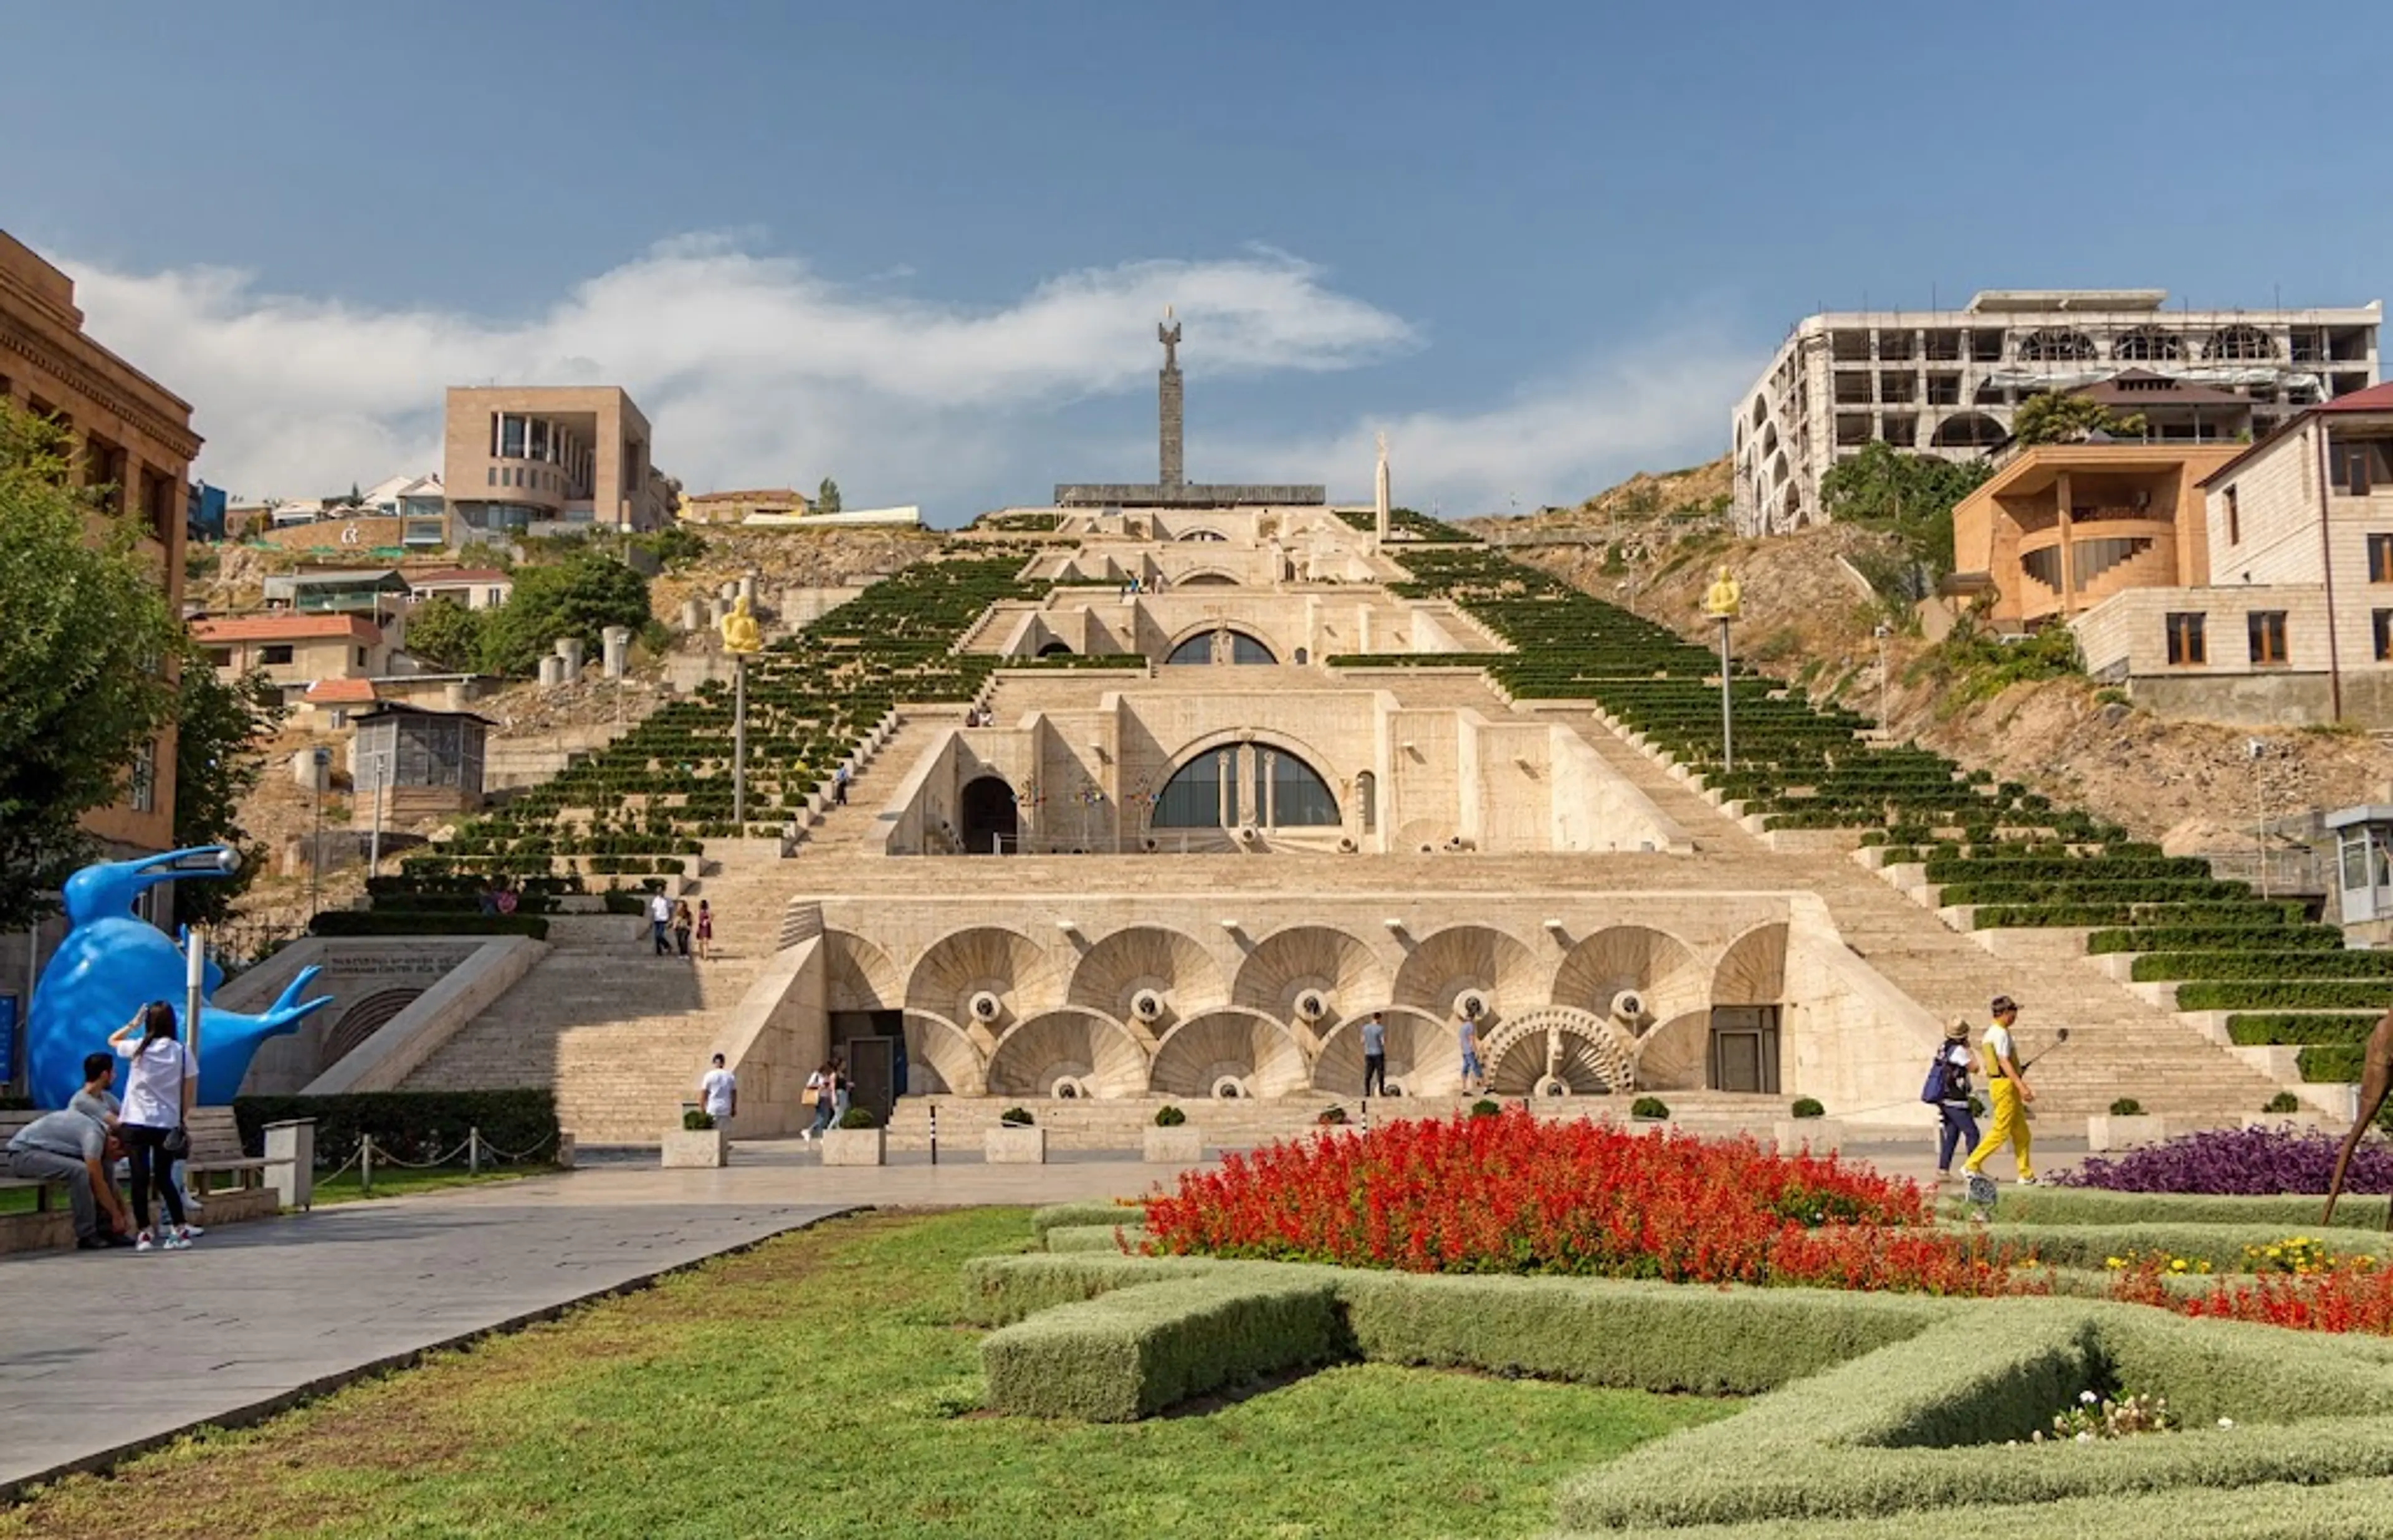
[191, 613, 391, 701]
[408, 567, 513, 610]
[2068, 383, 2393, 724]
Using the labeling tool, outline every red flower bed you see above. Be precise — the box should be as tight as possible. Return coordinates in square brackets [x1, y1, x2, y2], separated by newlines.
[2113, 1260, 2393, 1334]
[1144, 1111, 2025, 1295]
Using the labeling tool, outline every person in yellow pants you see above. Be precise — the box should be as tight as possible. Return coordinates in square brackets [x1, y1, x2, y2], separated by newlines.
[1962, 995, 2036, 1184]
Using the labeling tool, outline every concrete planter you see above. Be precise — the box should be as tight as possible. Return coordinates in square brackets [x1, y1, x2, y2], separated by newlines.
[821, 1127, 886, 1167]
[661, 1127, 728, 1168]
[2086, 1114, 2168, 1152]
[986, 1124, 1048, 1164]
[1772, 1118, 1845, 1154]
[1143, 1124, 1203, 1164]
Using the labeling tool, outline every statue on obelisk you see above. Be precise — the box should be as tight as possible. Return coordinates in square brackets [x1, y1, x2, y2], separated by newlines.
[1158, 305, 1185, 489]
[1373, 431, 1392, 545]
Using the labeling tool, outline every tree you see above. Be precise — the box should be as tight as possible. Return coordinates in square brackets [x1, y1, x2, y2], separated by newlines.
[477, 550, 653, 677]
[1817, 441, 1992, 576]
[2011, 392, 2148, 447]
[403, 596, 485, 672]
[816, 477, 842, 515]
[170, 666, 287, 927]
[0, 401, 186, 929]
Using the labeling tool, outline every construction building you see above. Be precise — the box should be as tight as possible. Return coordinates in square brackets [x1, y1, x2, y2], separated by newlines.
[1734, 290, 2381, 535]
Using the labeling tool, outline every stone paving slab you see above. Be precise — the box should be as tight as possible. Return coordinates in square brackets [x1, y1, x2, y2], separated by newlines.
[0, 1194, 841, 1497]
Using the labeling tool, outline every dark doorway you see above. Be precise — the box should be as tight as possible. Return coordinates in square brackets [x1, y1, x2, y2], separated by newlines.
[958, 775, 1018, 855]
[846, 1035, 899, 1125]
[1037, 641, 1073, 657]
[1707, 1006, 1782, 1093]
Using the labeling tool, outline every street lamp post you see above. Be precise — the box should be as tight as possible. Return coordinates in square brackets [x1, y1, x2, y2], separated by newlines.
[1703, 567, 1742, 772]
[308, 746, 330, 918]
[1875, 623, 1893, 735]
[2248, 737, 2270, 900]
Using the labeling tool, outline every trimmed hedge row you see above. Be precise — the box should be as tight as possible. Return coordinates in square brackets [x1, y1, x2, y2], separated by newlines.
[2227, 1013, 2381, 1047]
[1044, 1224, 1136, 1253]
[2177, 980, 2393, 1012]
[231, 1089, 559, 1167]
[980, 1273, 1345, 1420]
[1985, 1221, 2390, 1272]
[1576, 1476, 2393, 1540]
[1957, 1185, 2393, 1228]
[2131, 950, 2393, 983]
[2090, 926, 2344, 955]
[1028, 1200, 1149, 1239]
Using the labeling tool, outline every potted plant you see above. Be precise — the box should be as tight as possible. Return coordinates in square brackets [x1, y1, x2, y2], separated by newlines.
[1772, 1097, 1844, 1154]
[1144, 1104, 1201, 1164]
[662, 1106, 727, 1168]
[821, 1104, 886, 1167]
[2088, 1096, 2166, 1152]
[987, 1106, 1046, 1164]
[1630, 1096, 1671, 1122]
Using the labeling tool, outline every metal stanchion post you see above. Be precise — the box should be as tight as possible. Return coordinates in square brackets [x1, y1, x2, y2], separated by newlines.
[929, 1101, 939, 1166]
[360, 1132, 374, 1195]
[469, 1126, 480, 1175]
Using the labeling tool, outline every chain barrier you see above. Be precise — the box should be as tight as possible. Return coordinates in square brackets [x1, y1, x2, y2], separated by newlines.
[475, 1130, 560, 1164]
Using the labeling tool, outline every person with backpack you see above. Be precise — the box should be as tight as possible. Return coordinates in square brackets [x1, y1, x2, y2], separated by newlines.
[1923, 1017, 1979, 1182]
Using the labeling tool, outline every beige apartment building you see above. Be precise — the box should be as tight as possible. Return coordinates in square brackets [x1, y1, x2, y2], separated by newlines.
[0, 228, 200, 858]
[441, 386, 676, 537]
[681, 486, 808, 524]
[1734, 289, 2381, 535]
[2071, 381, 2393, 724]
[192, 613, 392, 703]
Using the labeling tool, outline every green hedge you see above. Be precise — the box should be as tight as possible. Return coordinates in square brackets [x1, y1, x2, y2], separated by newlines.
[307, 912, 549, 940]
[1575, 1475, 2393, 1539]
[1967, 1186, 2392, 1228]
[981, 1273, 1345, 1420]
[2176, 980, 2393, 1011]
[231, 1089, 559, 1167]
[1556, 1302, 2393, 1531]
[2227, 1013, 2381, 1046]
[1028, 1201, 1149, 1239]
[1045, 1224, 1137, 1254]
[2301, 1044, 2366, 1083]
[2089, 926, 2343, 955]
[2131, 950, 2393, 983]
[1984, 1221, 2390, 1272]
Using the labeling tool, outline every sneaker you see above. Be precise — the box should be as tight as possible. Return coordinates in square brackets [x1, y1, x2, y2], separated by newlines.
[2018, 1176, 2040, 1187]
[174, 1223, 204, 1241]
[135, 1230, 155, 1253]
[183, 1188, 204, 1212]
[161, 1230, 192, 1251]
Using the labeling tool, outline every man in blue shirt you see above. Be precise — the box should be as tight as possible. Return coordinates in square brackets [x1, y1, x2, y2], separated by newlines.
[1360, 1012, 1388, 1097]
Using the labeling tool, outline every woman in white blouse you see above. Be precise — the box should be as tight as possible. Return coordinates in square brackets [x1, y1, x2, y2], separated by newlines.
[106, 1001, 196, 1251]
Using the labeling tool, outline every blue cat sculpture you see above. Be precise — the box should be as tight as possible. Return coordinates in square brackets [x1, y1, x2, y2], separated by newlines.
[27, 846, 333, 1108]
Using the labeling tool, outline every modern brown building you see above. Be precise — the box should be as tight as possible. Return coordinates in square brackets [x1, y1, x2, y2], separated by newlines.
[441, 386, 676, 537]
[1949, 442, 2241, 631]
[0, 228, 200, 858]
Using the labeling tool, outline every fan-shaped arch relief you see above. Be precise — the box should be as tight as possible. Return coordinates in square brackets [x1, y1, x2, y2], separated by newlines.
[903, 925, 1063, 1026]
[1231, 924, 1390, 1027]
[1713, 923, 1788, 1007]
[1150, 1010, 1311, 1098]
[983, 1009, 1150, 1099]
[1481, 1006, 1638, 1096]
[1310, 1008, 1454, 1095]
[1064, 926, 1228, 1028]
[900, 1011, 988, 1096]
[824, 931, 903, 1013]
[1392, 925, 1545, 1024]
[1550, 925, 1707, 1033]
[1631, 1010, 1711, 1092]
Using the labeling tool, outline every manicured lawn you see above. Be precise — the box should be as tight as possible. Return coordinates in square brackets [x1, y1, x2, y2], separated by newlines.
[308, 1162, 557, 1205]
[0, 1208, 1729, 1539]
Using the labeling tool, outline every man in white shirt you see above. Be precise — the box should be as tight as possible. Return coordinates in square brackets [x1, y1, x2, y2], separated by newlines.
[699, 1053, 737, 1131]
[649, 891, 674, 956]
[1962, 995, 2037, 1185]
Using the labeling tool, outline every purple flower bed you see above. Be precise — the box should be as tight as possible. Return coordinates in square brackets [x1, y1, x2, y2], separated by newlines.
[2057, 1125, 2393, 1195]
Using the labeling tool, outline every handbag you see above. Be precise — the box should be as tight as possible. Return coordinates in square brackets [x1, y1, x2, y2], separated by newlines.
[163, 1124, 191, 1159]
[801, 1085, 821, 1107]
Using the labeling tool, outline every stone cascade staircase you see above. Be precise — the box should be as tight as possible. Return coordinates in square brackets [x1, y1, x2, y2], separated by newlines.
[1562, 710, 2294, 1126]
[878, 1091, 1803, 1154]
[793, 707, 968, 857]
[401, 853, 801, 1144]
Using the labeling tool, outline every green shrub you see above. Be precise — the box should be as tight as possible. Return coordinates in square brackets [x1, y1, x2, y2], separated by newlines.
[1000, 1106, 1034, 1127]
[682, 1108, 715, 1131]
[980, 1273, 1346, 1420]
[2177, 980, 2393, 1012]
[1469, 1099, 1502, 1118]
[1317, 1105, 1350, 1126]
[307, 911, 548, 940]
[1044, 1224, 1136, 1254]
[1947, 1185, 2392, 1229]
[1153, 1104, 1186, 1127]
[232, 1089, 558, 1168]
[837, 1106, 879, 1130]
[2265, 1091, 2303, 1114]
[2109, 1098, 2145, 1117]
[2132, 951, 2393, 983]
[1984, 1221, 2389, 1273]
[2227, 1013, 2381, 1046]
[1026, 1202, 1149, 1241]
[1792, 1098, 1826, 1119]
[1632, 1096, 1670, 1120]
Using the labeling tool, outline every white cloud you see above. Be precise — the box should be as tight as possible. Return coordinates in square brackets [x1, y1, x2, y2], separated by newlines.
[65, 235, 1750, 521]
[69, 237, 1417, 513]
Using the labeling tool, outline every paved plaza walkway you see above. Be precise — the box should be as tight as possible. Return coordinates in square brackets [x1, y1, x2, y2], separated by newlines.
[0, 1135, 2078, 1496]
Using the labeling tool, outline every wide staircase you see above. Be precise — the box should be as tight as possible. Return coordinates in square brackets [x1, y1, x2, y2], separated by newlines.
[1564, 708, 2294, 1126]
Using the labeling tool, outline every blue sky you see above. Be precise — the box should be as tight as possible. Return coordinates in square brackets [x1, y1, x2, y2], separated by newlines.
[4, 1, 2387, 523]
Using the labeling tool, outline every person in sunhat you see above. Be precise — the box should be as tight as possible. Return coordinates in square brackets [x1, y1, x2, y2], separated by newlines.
[1932, 1016, 1980, 1181]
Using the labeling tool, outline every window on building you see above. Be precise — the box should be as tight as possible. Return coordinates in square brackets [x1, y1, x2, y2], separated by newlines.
[1264, 750, 1340, 826]
[2333, 439, 2393, 496]
[355, 646, 368, 667]
[261, 644, 295, 666]
[500, 415, 525, 459]
[1153, 750, 1233, 828]
[487, 467, 497, 487]
[2371, 535, 2393, 583]
[2374, 610, 2393, 662]
[2248, 610, 2289, 665]
[2226, 487, 2240, 545]
[128, 738, 155, 815]
[204, 648, 232, 669]
[2165, 612, 2207, 666]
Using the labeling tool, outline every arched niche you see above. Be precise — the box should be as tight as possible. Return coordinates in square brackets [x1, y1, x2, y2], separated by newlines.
[1065, 925, 1227, 1028]
[985, 1008, 1148, 1098]
[1149, 1010, 1309, 1098]
[904, 925, 1062, 1026]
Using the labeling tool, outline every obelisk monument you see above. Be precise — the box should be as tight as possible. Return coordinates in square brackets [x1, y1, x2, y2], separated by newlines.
[1374, 431, 1392, 545]
[1158, 306, 1185, 489]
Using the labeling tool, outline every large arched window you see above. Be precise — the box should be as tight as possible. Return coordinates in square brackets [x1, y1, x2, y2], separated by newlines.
[1164, 629, 1278, 665]
[1151, 744, 1339, 829]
